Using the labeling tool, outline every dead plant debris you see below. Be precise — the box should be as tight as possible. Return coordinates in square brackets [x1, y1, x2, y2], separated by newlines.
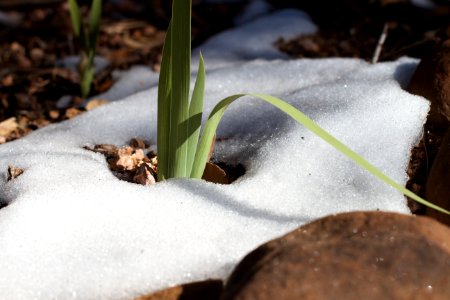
[84, 138, 244, 186]
[7, 165, 24, 181]
[84, 138, 157, 186]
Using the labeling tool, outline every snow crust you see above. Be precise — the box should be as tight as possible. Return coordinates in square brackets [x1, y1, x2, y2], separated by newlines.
[0, 9, 429, 300]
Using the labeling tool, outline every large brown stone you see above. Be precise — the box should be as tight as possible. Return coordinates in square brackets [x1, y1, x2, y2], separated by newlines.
[426, 127, 450, 225]
[408, 35, 450, 127]
[135, 279, 223, 300]
[221, 211, 450, 300]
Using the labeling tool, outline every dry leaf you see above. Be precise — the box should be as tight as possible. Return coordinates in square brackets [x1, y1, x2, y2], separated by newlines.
[7, 165, 24, 181]
[115, 147, 145, 170]
[0, 117, 19, 137]
[202, 162, 228, 184]
[133, 163, 156, 186]
[94, 144, 119, 155]
[85, 142, 158, 184]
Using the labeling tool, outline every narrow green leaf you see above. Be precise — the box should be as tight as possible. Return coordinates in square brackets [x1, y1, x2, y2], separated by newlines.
[191, 94, 243, 179]
[68, 0, 82, 37]
[157, 22, 173, 181]
[187, 53, 206, 176]
[168, 0, 192, 178]
[191, 93, 450, 215]
[88, 0, 102, 54]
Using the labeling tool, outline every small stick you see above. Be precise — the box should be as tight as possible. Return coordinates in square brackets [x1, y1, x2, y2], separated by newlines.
[372, 23, 389, 64]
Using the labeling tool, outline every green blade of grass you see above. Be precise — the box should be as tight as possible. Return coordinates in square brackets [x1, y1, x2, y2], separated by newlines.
[68, 0, 88, 54]
[157, 22, 173, 181]
[187, 53, 206, 176]
[191, 93, 450, 215]
[80, 64, 94, 98]
[68, 0, 82, 37]
[88, 0, 102, 55]
[168, 0, 192, 178]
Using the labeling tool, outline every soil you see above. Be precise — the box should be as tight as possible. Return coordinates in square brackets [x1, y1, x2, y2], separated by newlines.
[0, 0, 449, 222]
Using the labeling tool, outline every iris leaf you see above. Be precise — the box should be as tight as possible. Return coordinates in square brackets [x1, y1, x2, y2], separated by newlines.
[187, 53, 206, 176]
[191, 93, 450, 215]
[157, 23, 173, 181]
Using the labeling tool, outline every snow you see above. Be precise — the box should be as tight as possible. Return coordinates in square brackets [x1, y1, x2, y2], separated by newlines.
[233, 0, 273, 25]
[411, 0, 437, 9]
[0, 9, 429, 300]
[56, 55, 110, 74]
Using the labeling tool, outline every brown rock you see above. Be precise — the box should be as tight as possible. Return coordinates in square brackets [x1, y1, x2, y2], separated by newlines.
[221, 211, 450, 300]
[407, 37, 450, 127]
[426, 127, 450, 225]
[135, 279, 223, 300]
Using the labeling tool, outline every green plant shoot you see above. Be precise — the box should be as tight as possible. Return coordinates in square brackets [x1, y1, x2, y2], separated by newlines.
[157, 0, 450, 215]
[68, 0, 102, 98]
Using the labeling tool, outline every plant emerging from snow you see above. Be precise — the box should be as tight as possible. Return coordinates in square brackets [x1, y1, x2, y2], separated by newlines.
[157, 0, 448, 214]
[68, 0, 102, 98]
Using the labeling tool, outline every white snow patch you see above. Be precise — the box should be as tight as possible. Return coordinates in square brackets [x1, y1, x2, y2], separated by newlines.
[411, 0, 437, 9]
[56, 55, 109, 74]
[234, 0, 273, 25]
[0, 8, 428, 300]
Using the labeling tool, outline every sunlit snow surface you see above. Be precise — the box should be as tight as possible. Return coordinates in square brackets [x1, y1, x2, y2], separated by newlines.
[0, 9, 429, 300]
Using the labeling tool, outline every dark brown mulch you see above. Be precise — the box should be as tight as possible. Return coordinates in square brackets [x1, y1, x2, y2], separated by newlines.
[0, 0, 245, 144]
[272, 0, 450, 61]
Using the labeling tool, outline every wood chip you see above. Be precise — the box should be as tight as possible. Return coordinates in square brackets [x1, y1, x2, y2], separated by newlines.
[85, 99, 109, 111]
[65, 108, 82, 119]
[0, 117, 18, 137]
[49, 110, 59, 119]
[1, 75, 13, 87]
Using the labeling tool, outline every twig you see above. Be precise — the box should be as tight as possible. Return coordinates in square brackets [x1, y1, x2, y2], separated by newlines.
[372, 23, 389, 64]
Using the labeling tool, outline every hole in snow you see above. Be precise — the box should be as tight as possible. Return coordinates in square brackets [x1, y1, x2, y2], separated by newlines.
[84, 138, 246, 185]
[0, 201, 7, 210]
